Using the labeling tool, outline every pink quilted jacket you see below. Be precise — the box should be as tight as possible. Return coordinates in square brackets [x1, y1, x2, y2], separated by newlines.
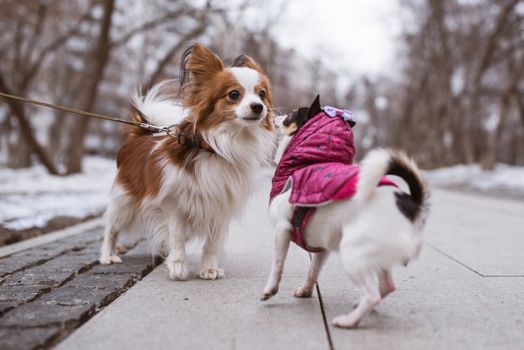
[270, 109, 395, 251]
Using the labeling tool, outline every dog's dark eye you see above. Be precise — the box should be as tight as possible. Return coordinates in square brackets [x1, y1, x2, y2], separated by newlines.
[259, 90, 266, 100]
[228, 90, 240, 100]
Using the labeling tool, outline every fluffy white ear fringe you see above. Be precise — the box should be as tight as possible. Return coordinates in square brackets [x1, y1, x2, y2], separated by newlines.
[132, 81, 188, 127]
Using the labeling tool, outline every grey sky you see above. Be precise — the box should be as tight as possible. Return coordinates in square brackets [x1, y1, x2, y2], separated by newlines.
[241, 0, 403, 76]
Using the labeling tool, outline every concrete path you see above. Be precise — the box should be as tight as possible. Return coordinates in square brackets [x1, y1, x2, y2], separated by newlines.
[56, 180, 524, 350]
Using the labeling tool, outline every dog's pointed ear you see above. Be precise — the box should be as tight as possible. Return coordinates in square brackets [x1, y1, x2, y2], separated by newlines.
[180, 44, 224, 88]
[307, 95, 321, 119]
[231, 54, 265, 74]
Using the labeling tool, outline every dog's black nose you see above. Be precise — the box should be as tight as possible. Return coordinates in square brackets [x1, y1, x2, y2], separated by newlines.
[250, 103, 264, 114]
[282, 118, 290, 127]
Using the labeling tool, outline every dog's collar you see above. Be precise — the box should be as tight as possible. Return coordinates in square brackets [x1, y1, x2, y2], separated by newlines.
[165, 127, 215, 154]
[175, 131, 215, 154]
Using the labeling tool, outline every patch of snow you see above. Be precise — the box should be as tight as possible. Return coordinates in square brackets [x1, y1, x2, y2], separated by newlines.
[425, 163, 524, 193]
[2, 158, 521, 231]
[0, 157, 116, 230]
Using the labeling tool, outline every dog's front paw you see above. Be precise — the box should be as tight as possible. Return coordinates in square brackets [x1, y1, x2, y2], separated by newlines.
[99, 255, 122, 265]
[198, 267, 224, 280]
[294, 286, 313, 298]
[167, 261, 190, 281]
[332, 314, 360, 329]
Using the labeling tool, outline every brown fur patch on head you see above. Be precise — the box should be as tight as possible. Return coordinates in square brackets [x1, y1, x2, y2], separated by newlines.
[194, 70, 249, 129]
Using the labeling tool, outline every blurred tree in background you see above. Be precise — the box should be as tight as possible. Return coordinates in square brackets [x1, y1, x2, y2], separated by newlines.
[0, 0, 522, 173]
[359, 0, 523, 169]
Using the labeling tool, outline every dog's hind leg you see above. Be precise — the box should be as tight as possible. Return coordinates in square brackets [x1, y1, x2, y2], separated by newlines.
[335, 223, 382, 328]
[294, 251, 329, 298]
[165, 217, 190, 281]
[99, 224, 122, 264]
[261, 228, 291, 301]
[100, 191, 135, 264]
[378, 269, 395, 298]
[332, 273, 381, 328]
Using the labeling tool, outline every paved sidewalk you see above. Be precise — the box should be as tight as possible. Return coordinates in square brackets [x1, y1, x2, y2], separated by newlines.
[55, 180, 524, 350]
[0, 224, 159, 350]
[320, 190, 524, 349]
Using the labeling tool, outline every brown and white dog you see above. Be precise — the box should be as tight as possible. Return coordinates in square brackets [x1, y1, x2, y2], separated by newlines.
[99, 44, 274, 281]
[262, 102, 430, 328]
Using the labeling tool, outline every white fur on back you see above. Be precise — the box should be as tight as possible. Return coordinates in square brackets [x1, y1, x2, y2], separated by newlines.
[132, 82, 188, 127]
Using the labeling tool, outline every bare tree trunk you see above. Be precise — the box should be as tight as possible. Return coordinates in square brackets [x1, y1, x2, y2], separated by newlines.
[513, 87, 524, 128]
[482, 93, 511, 170]
[0, 74, 60, 175]
[464, 0, 519, 164]
[7, 137, 31, 168]
[428, 0, 466, 166]
[65, 0, 115, 174]
[482, 58, 523, 170]
[48, 112, 66, 160]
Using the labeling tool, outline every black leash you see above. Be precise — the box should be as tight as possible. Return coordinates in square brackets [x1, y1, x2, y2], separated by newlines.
[0, 91, 171, 134]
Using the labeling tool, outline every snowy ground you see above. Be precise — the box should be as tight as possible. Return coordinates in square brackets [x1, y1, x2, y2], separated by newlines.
[425, 163, 524, 200]
[1, 158, 523, 236]
[0, 157, 116, 231]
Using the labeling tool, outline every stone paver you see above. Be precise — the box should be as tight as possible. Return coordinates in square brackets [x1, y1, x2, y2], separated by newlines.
[3, 269, 75, 288]
[0, 223, 159, 350]
[0, 302, 94, 327]
[0, 229, 101, 278]
[0, 285, 41, 303]
[0, 326, 61, 350]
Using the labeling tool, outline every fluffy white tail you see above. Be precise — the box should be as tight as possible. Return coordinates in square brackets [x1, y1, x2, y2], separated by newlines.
[131, 81, 188, 128]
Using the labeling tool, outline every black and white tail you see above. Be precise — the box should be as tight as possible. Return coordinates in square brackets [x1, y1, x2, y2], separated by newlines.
[355, 148, 430, 223]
